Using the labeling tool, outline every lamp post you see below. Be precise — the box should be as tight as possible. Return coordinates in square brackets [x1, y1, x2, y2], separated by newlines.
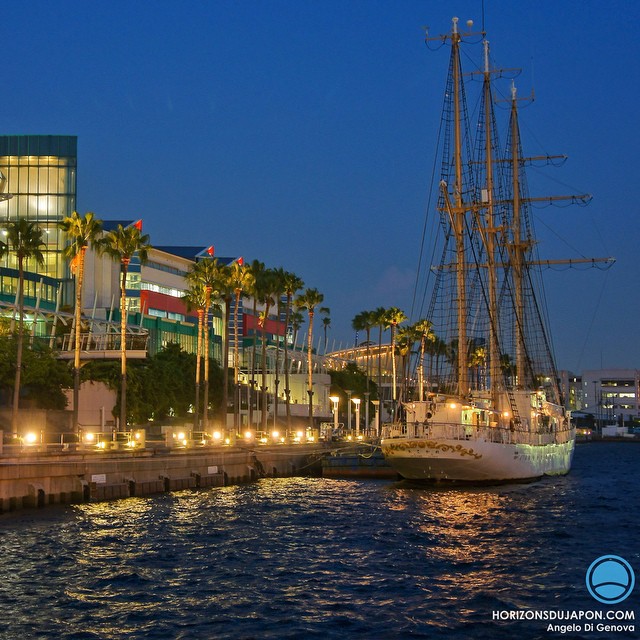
[329, 395, 339, 437]
[345, 389, 353, 434]
[372, 400, 380, 438]
[364, 391, 370, 436]
[352, 397, 361, 437]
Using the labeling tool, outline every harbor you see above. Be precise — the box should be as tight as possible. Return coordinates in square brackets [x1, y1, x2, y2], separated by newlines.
[0, 438, 329, 512]
[0, 4, 638, 639]
[0, 442, 637, 640]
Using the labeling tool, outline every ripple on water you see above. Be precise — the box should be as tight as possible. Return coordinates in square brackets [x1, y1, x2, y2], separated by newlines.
[0, 444, 637, 639]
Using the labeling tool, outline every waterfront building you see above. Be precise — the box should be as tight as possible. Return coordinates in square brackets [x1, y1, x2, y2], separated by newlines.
[580, 369, 640, 428]
[558, 370, 584, 412]
[0, 135, 76, 318]
[82, 233, 230, 360]
[0, 134, 332, 431]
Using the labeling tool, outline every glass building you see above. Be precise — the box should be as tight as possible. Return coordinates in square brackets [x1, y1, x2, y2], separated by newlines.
[0, 135, 77, 309]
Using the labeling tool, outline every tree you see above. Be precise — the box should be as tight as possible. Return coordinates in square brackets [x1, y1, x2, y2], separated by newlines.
[383, 306, 407, 415]
[469, 345, 487, 390]
[319, 306, 331, 353]
[229, 259, 254, 429]
[256, 268, 279, 432]
[182, 282, 207, 428]
[215, 264, 234, 430]
[275, 269, 304, 433]
[59, 211, 103, 433]
[412, 319, 436, 401]
[396, 327, 414, 403]
[328, 362, 377, 429]
[352, 310, 376, 396]
[97, 223, 151, 430]
[2, 219, 46, 434]
[372, 307, 387, 404]
[247, 260, 266, 427]
[290, 310, 305, 347]
[187, 257, 224, 430]
[0, 336, 72, 410]
[295, 287, 324, 430]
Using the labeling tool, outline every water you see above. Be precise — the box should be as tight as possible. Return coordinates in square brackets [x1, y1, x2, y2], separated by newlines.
[0, 443, 638, 640]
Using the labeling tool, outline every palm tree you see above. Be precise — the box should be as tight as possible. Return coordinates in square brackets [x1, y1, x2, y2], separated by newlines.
[352, 310, 376, 395]
[182, 282, 207, 428]
[395, 329, 413, 403]
[383, 306, 407, 414]
[98, 223, 151, 430]
[187, 257, 223, 430]
[215, 264, 234, 431]
[469, 345, 487, 390]
[372, 307, 387, 403]
[229, 259, 254, 429]
[500, 353, 516, 387]
[412, 319, 435, 401]
[247, 260, 266, 427]
[257, 268, 279, 432]
[3, 220, 46, 435]
[290, 310, 305, 348]
[429, 335, 449, 387]
[59, 211, 103, 433]
[295, 287, 324, 431]
[277, 270, 303, 432]
[319, 306, 331, 352]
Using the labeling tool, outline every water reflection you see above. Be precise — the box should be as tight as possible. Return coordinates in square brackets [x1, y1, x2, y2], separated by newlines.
[0, 445, 636, 639]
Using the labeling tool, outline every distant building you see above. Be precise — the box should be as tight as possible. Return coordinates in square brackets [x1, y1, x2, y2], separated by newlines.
[580, 369, 640, 427]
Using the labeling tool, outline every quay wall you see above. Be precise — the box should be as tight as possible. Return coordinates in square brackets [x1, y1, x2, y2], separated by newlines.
[0, 444, 327, 513]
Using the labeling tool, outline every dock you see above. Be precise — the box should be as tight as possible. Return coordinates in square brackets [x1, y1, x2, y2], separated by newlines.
[321, 444, 399, 480]
[0, 442, 328, 513]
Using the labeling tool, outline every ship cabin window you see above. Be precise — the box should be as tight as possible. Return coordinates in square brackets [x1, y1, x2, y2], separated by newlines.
[463, 410, 486, 426]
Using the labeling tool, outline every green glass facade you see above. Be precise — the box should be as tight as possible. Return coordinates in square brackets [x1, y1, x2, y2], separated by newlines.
[0, 135, 77, 307]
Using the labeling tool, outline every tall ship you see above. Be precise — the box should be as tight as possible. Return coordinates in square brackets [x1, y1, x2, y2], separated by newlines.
[381, 18, 607, 482]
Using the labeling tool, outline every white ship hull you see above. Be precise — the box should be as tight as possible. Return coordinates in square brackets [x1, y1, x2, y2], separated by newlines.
[381, 435, 575, 483]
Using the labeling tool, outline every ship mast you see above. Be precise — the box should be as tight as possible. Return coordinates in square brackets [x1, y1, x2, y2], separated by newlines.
[481, 39, 501, 403]
[451, 17, 469, 396]
[509, 82, 527, 386]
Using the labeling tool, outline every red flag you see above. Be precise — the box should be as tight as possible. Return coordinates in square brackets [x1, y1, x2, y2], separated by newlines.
[133, 219, 143, 231]
[206, 245, 214, 256]
[237, 256, 244, 266]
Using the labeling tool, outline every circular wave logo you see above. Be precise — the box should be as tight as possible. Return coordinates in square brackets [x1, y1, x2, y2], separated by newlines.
[586, 555, 635, 604]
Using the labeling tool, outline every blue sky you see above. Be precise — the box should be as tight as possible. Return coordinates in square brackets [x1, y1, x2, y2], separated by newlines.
[4, 0, 639, 373]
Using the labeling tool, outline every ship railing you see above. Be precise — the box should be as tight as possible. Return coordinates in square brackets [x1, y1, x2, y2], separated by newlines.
[382, 422, 575, 446]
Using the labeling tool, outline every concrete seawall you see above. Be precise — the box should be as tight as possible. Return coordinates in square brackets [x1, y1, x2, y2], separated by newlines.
[0, 444, 328, 513]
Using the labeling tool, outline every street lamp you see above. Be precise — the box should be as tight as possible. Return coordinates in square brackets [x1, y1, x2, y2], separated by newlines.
[329, 395, 340, 436]
[352, 397, 361, 437]
[372, 400, 380, 438]
[345, 389, 353, 433]
[364, 392, 370, 436]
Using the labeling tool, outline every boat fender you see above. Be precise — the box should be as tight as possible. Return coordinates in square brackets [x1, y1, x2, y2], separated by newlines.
[426, 412, 432, 419]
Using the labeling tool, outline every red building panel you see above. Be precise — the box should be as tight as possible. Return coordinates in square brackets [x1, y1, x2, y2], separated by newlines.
[141, 290, 189, 317]
[244, 312, 286, 336]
